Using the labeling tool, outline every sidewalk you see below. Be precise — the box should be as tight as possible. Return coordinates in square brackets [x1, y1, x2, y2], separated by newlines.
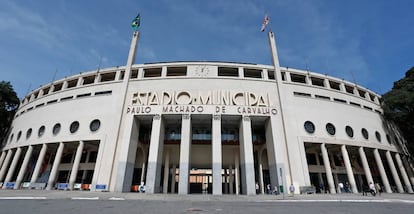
[0, 189, 414, 203]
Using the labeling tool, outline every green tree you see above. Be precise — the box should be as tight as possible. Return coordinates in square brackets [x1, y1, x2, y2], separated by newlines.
[0, 81, 19, 147]
[382, 67, 414, 155]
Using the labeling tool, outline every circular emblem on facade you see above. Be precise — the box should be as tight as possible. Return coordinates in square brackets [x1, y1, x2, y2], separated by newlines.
[195, 65, 210, 77]
[304, 121, 315, 134]
[53, 123, 61, 136]
[70, 121, 80, 133]
[90, 119, 101, 132]
[325, 123, 336, 136]
[38, 126, 45, 137]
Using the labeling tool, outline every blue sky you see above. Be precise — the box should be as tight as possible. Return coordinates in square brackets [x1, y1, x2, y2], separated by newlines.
[1, 0, 413, 99]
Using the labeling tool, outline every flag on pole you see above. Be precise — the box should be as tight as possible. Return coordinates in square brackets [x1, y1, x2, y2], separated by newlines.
[260, 14, 269, 32]
[131, 13, 141, 30]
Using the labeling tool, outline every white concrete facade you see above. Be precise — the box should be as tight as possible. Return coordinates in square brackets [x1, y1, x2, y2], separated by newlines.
[1, 34, 413, 195]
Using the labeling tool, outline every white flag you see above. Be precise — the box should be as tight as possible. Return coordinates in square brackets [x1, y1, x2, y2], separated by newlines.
[260, 15, 269, 32]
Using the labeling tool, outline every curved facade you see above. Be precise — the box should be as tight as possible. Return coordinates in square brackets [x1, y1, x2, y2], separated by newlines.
[1, 35, 414, 195]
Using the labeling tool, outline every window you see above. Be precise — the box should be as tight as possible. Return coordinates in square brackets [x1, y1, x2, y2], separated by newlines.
[61, 96, 73, 101]
[326, 123, 336, 135]
[83, 75, 96, 85]
[143, 68, 162, 77]
[329, 81, 341, 91]
[294, 92, 311, 97]
[130, 70, 138, 79]
[66, 79, 78, 88]
[304, 121, 315, 134]
[42, 86, 51, 95]
[345, 126, 354, 138]
[52, 82, 63, 92]
[345, 85, 354, 94]
[47, 99, 58, 104]
[218, 67, 238, 77]
[9, 134, 14, 143]
[244, 68, 262, 78]
[311, 77, 325, 87]
[17, 131, 22, 141]
[38, 126, 45, 137]
[26, 128, 32, 139]
[315, 95, 330, 100]
[290, 73, 306, 83]
[90, 119, 101, 132]
[77, 93, 91, 98]
[167, 67, 187, 76]
[358, 89, 366, 98]
[350, 102, 361, 107]
[100, 72, 116, 82]
[95, 90, 112, 96]
[361, 128, 369, 140]
[386, 134, 391, 144]
[53, 123, 61, 135]
[333, 98, 347, 103]
[268, 70, 275, 80]
[70, 121, 80, 134]
[375, 131, 381, 142]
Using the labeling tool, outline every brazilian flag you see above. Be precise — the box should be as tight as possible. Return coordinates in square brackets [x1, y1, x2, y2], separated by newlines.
[131, 13, 141, 30]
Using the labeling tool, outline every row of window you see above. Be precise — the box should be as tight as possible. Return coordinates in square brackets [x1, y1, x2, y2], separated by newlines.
[16, 90, 112, 119]
[8, 119, 101, 144]
[293, 91, 382, 114]
[303, 121, 391, 144]
[21, 64, 379, 108]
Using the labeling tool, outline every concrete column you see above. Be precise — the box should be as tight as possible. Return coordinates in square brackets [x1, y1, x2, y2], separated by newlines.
[171, 164, 176, 193]
[373, 149, 392, 193]
[229, 166, 234, 194]
[402, 156, 414, 187]
[146, 114, 165, 193]
[235, 151, 240, 195]
[265, 117, 283, 190]
[395, 153, 413, 193]
[163, 150, 170, 193]
[212, 114, 222, 195]
[239, 116, 256, 195]
[0, 151, 6, 170]
[69, 141, 84, 190]
[341, 145, 358, 193]
[14, 146, 34, 189]
[30, 144, 48, 184]
[114, 115, 140, 192]
[3, 148, 22, 188]
[0, 149, 14, 182]
[358, 147, 374, 185]
[224, 169, 228, 194]
[46, 143, 65, 190]
[258, 149, 265, 194]
[320, 144, 336, 194]
[385, 151, 404, 193]
[178, 114, 191, 195]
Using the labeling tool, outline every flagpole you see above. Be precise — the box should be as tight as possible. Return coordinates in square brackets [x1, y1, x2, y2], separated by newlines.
[268, 31, 293, 192]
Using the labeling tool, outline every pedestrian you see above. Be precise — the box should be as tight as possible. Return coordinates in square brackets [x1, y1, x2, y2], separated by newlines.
[255, 182, 260, 194]
[289, 184, 295, 196]
[375, 183, 382, 196]
[338, 182, 344, 193]
[266, 184, 271, 194]
[319, 183, 325, 194]
[369, 182, 376, 196]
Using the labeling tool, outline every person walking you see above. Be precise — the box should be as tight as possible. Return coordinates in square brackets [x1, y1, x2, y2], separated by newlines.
[289, 184, 295, 196]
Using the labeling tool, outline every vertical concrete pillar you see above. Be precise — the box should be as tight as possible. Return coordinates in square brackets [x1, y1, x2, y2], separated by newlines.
[114, 116, 140, 192]
[265, 117, 283, 190]
[178, 114, 191, 195]
[14, 146, 34, 189]
[229, 166, 234, 194]
[0, 149, 14, 182]
[0, 151, 6, 170]
[171, 164, 176, 193]
[320, 144, 336, 194]
[395, 153, 413, 193]
[146, 114, 165, 193]
[30, 144, 47, 184]
[373, 149, 392, 193]
[212, 114, 222, 195]
[46, 143, 65, 190]
[385, 151, 403, 193]
[163, 150, 170, 193]
[402, 156, 414, 187]
[235, 151, 240, 195]
[358, 147, 374, 185]
[224, 168, 228, 194]
[258, 149, 265, 194]
[69, 141, 84, 190]
[3, 148, 22, 188]
[341, 145, 358, 193]
[239, 116, 256, 195]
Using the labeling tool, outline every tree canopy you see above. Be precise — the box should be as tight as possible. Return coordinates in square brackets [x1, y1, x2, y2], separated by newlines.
[382, 67, 414, 155]
[0, 81, 19, 146]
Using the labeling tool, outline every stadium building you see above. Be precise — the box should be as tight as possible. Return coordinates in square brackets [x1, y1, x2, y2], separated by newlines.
[1, 31, 413, 195]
